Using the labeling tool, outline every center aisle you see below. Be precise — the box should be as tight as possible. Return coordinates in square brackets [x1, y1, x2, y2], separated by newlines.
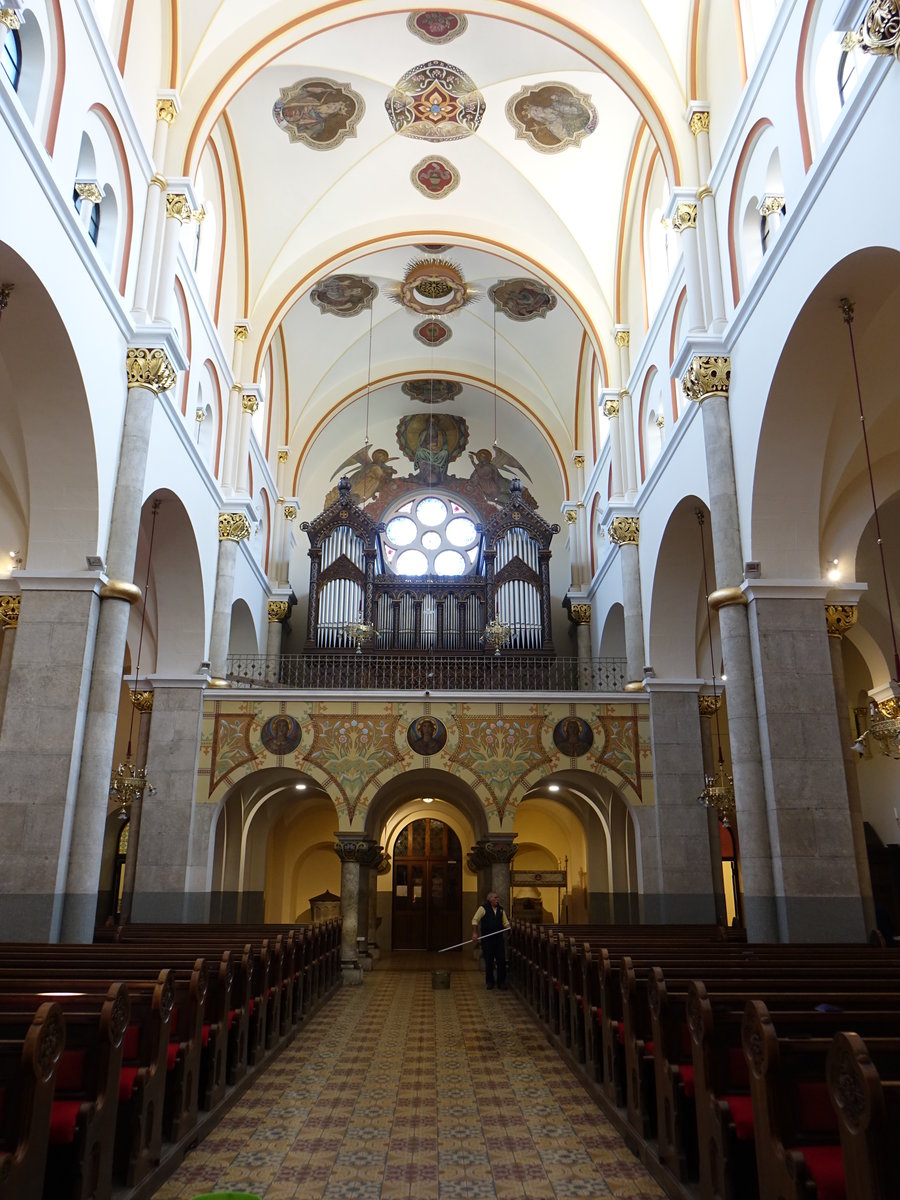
[153, 970, 665, 1200]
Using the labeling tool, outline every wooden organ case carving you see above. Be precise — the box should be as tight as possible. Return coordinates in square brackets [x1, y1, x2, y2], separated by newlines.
[301, 477, 559, 655]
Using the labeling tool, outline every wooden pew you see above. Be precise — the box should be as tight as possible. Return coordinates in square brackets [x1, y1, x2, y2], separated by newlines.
[827, 1031, 900, 1200]
[0, 1002, 64, 1200]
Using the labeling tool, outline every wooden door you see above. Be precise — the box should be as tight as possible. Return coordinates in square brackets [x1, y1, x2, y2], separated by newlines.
[392, 818, 462, 950]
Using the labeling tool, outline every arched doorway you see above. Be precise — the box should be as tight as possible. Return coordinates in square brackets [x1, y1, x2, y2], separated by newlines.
[392, 816, 462, 951]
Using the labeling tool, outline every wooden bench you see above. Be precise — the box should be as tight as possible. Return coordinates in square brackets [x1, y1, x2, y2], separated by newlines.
[0, 1002, 64, 1200]
[827, 1030, 900, 1200]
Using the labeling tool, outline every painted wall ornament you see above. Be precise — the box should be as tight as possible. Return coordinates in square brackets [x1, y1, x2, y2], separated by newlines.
[468, 446, 535, 508]
[552, 715, 594, 758]
[402, 378, 462, 404]
[407, 715, 448, 755]
[413, 317, 452, 346]
[273, 78, 365, 149]
[396, 412, 469, 484]
[310, 274, 377, 317]
[489, 278, 557, 321]
[386, 61, 485, 141]
[411, 155, 460, 199]
[261, 714, 303, 756]
[505, 82, 598, 153]
[325, 446, 399, 507]
[407, 11, 468, 44]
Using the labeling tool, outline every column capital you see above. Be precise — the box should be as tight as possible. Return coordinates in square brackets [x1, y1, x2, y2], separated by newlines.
[562, 503, 578, 526]
[0, 9, 21, 31]
[572, 452, 585, 469]
[129, 689, 154, 712]
[843, 2, 900, 57]
[333, 835, 383, 867]
[602, 393, 620, 418]
[126, 346, 177, 394]
[218, 512, 252, 542]
[268, 600, 289, 623]
[233, 322, 250, 343]
[672, 201, 698, 232]
[241, 393, 259, 415]
[164, 192, 193, 224]
[682, 354, 731, 403]
[613, 327, 630, 349]
[698, 693, 723, 717]
[758, 193, 785, 217]
[74, 180, 104, 205]
[825, 603, 859, 638]
[689, 109, 710, 136]
[568, 602, 592, 625]
[609, 515, 639, 546]
[156, 91, 180, 123]
[277, 447, 289, 463]
[467, 836, 518, 870]
[283, 504, 298, 521]
[0, 594, 21, 628]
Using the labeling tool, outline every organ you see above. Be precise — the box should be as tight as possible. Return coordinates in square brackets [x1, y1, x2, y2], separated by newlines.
[301, 476, 559, 655]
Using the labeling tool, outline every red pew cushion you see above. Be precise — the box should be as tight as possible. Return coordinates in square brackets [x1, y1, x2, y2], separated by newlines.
[724, 1094, 754, 1141]
[50, 1100, 83, 1143]
[798, 1145, 845, 1200]
[679, 1064, 695, 1098]
[167, 1042, 180, 1070]
[122, 1024, 140, 1060]
[55, 1050, 85, 1091]
[119, 1066, 140, 1102]
[795, 1081, 838, 1134]
[727, 1047, 749, 1089]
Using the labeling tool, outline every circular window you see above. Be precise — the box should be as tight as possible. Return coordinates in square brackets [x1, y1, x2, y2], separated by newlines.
[381, 495, 480, 577]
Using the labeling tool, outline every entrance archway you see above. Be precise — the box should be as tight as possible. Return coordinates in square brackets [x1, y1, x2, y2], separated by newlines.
[391, 816, 463, 951]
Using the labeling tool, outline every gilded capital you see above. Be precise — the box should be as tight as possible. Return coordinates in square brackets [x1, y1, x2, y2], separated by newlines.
[689, 110, 710, 136]
[603, 397, 620, 419]
[758, 194, 785, 218]
[573, 454, 585, 469]
[609, 516, 639, 546]
[0, 10, 21, 31]
[569, 602, 591, 625]
[698, 694, 722, 718]
[672, 202, 698, 232]
[75, 182, 103, 205]
[165, 193, 193, 224]
[100, 579, 142, 604]
[333, 838, 383, 867]
[156, 98, 177, 124]
[234, 324, 249, 342]
[844, 2, 900, 56]
[241, 394, 259, 415]
[682, 355, 731, 404]
[564, 509, 578, 525]
[825, 603, 858, 639]
[0, 594, 21, 628]
[696, 184, 713, 201]
[219, 512, 252, 542]
[268, 600, 289, 623]
[283, 504, 298, 521]
[129, 689, 154, 713]
[708, 586, 748, 612]
[126, 347, 177, 395]
[614, 329, 630, 349]
[149, 173, 167, 191]
[277, 449, 289, 463]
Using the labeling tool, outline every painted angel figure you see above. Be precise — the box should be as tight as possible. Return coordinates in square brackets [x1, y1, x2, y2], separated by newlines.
[468, 446, 535, 507]
[325, 445, 397, 506]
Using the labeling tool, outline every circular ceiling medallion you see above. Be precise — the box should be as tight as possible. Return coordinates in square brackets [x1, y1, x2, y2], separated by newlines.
[505, 82, 598, 154]
[414, 318, 452, 346]
[395, 257, 475, 315]
[407, 12, 468, 45]
[411, 155, 460, 199]
[310, 274, 377, 317]
[386, 60, 485, 142]
[402, 379, 463, 404]
[273, 78, 365, 150]
[489, 278, 557, 321]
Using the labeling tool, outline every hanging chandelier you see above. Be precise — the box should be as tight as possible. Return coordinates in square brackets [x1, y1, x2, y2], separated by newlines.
[482, 617, 511, 656]
[344, 611, 377, 654]
[695, 508, 736, 825]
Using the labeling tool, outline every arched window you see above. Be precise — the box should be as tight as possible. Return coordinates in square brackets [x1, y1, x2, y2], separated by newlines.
[2, 24, 21, 91]
[382, 494, 480, 577]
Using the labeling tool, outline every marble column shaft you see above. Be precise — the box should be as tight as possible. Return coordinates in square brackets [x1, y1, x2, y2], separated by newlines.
[367, 866, 380, 957]
[679, 223, 706, 332]
[691, 121, 727, 328]
[698, 709, 729, 925]
[222, 388, 242, 495]
[60, 381, 159, 942]
[118, 702, 153, 925]
[575, 621, 593, 691]
[620, 542, 645, 684]
[0, 618, 16, 736]
[208, 537, 240, 681]
[153, 200, 186, 324]
[338, 857, 361, 976]
[619, 393, 638, 500]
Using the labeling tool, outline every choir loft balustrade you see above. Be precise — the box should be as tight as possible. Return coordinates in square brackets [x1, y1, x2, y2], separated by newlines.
[224, 651, 629, 694]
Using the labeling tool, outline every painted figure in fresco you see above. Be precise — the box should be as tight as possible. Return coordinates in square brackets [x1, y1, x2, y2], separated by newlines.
[552, 715, 594, 758]
[506, 83, 597, 153]
[273, 79, 363, 149]
[325, 446, 397, 506]
[416, 12, 460, 39]
[468, 446, 534, 507]
[490, 278, 557, 321]
[414, 425, 450, 484]
[520, 94, 588, 143]
[261, 714, 303, 755]
[407, 715, 448, 755]
[310, 274, 377, 317]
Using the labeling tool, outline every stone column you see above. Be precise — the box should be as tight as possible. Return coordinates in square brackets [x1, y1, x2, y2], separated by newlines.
[571, 453, 589, 587]
[609, 517, 645, 689]
[0, 594, 20, 735]
[234, 392, 259, 496]
[208, 512, 252, 685]
[266, 600, 287, 682]
[132, 677, 208, 921]
[568, 602, 593, 691]
[645, 681, 718, 923]
[682, 355, 777, 940]
[0, 575, 102, 940]
[614, 330, 638, 499]
[601, 392, 624, 500]
[671, 200, 706, 332]
[60, 348, 177, 943]
[117, 688, 154, 925]
[368, 851, 391, 960]
[825, 603, 876, 935]
[153, 191, 193, 324]
[334, 835, 382, 985]
[698, 693, 729, 926]
[222, 325, 249, 496]
[744, 584, 865, 941]
[468, 835, 518, 913]
[688, 107, 727, 331]
[132, 96, 177, 322]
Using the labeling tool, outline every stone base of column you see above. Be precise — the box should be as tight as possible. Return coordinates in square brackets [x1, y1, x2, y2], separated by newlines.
[341, 960, 364, 985]
[367, 941, 381, 960]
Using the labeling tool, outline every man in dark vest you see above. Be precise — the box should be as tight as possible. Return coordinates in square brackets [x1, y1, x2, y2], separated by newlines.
[470, 890, 511, 989]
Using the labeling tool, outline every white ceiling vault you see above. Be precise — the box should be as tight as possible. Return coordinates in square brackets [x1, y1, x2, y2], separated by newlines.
[165, 1, 701, 513]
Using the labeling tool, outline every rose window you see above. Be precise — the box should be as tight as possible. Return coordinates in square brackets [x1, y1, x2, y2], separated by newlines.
[382, 496, 479, 576]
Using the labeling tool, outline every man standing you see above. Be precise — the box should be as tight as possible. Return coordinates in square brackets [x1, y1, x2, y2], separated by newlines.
[471, 891, 510, 990]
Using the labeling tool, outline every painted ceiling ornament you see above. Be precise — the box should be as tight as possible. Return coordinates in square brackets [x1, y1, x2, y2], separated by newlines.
[310, 274, 377, 317]
[406, 11, 468, 44]
[396, 412, 469, 484]
[505, 81, 598, 153]
[411, 155, 460, 199]
[273, 78, 365, 149]
[843, 1, 900, 56]
[489, 277, 557, 321]
[413, 317, 452, 346]
[402, 378, 463, 404]
[385, 60, 485, 141]
[389, 256, 477, 315]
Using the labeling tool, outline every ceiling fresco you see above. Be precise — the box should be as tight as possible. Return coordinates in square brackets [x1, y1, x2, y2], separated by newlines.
[410, 155, 460, 199]
[413, 317, 452, 346]
[505, 81, 598, 153]
[406, 11, 469, 45]
[401, 379, 463, 404]
[309, 274, 377, 317]
[489, 278, 558, 321]
[272, 77, 365, 149]
[385, 60, 486, 141]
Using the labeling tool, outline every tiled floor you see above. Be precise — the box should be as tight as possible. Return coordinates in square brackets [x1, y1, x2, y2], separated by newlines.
[153, 965, 665, 1200]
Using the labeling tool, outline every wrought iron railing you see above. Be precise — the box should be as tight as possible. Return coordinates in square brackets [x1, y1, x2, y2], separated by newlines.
[224, 652, 630, 693]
